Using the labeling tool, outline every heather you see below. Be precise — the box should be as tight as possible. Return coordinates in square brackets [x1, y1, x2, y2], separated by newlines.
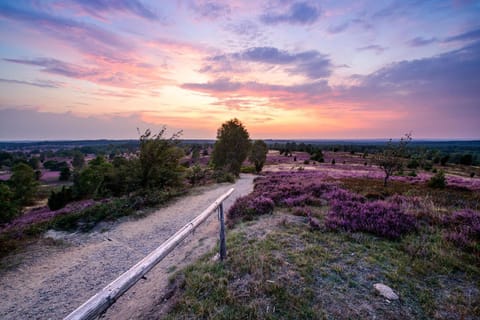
[228, 171, 417, 239]
[442, 209, 480, 252]
[325, 199, 416, 239]
[166, 166, 480, 320]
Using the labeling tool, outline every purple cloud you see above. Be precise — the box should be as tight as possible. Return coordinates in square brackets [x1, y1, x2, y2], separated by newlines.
[261, 1, 321, 25]
[357, 45, 388, 54]
[4, 58, 98, 78]
[0, 2, 132, 58]
[327, 21, 350, 34]
[188, 0, 231, 20]
[202, 47, 332, 79]
[0, 78, 63, 88]
[68, 0, 158, 20]
[444, 27, 480, 43]
[407, 36, 438, 47]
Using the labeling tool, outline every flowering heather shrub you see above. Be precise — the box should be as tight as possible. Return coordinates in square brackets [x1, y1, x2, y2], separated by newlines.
[227, 194, 274, 227]
[442, 209, 480, 252]
[325, 199, 416, 239]
[0, 199, 98, 234]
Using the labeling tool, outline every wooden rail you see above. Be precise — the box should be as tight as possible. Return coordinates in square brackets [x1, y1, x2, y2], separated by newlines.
[64, 187, 235, 320]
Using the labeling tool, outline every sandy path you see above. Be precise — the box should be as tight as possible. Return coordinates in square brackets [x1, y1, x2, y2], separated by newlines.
[0, 174, 254, 320]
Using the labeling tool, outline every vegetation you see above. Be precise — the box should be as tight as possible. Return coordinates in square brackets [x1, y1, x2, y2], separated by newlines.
[249, 140, 268, 173]
[9, 163, 38, 206]
[374, 133, 412, 187]
[428, 170, 446, 189]
[212, 118, 251, 177]
[0, 183, 17, 224]
[138, 127, 184, 190]
[162, 170, 480, 320]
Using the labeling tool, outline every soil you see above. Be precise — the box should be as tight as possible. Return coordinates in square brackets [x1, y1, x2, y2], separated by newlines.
[0, 174, 255, 320]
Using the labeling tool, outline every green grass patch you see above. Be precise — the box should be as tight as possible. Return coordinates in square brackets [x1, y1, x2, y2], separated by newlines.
[163, 214, 480, 319]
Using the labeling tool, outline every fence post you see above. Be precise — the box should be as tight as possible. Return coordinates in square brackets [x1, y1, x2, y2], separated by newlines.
[218, 203, 227, 261]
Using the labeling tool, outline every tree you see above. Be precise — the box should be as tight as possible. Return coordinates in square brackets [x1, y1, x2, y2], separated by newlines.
[73, 156, 113, 198]
[249, 140, 268, 173]
[9, 162, 38, 205]
[138, 128, 184, 189]
[0, 183, 18, 223]
[211, 119, 251, 176]
[59, 167, 71, 181]
[374, 133, 412, 187]
[72, 151, 85, 170]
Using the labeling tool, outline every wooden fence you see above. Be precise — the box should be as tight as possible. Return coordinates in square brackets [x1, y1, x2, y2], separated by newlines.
[64, 187, 235, 320]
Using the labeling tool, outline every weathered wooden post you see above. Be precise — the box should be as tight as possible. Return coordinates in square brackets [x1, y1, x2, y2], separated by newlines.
[218, 203, 227, 261]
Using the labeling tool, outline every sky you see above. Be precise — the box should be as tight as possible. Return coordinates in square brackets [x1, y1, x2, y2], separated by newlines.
[0, 0, 479, 140]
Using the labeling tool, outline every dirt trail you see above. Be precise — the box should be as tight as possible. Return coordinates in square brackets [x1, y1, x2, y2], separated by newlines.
[0, 174, 255, 320]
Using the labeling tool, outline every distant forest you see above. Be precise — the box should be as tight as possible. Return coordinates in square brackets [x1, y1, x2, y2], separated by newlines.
[0, 139, 479, 166]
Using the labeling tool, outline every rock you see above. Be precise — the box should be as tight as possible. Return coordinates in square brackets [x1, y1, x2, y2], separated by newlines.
[374, 283, 399, 300]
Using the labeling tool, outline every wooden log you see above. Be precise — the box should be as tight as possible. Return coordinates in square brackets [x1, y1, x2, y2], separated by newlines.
[64, 187, 235, 320]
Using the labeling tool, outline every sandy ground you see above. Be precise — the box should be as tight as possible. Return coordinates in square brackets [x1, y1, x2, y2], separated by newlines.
[0, 174, 254, 320]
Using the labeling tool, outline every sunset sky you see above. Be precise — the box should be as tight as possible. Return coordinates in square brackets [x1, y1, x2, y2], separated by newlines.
[0, 0, 479, 140]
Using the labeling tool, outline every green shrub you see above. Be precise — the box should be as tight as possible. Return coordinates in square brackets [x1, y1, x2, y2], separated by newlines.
[0, 183, 19, 224]
[240, 166, 256, 174]
[51, 198, 134, 232]
[48, 186, 73, 211]
[214, 170, 235, 183]
[428, 170, 446, 189]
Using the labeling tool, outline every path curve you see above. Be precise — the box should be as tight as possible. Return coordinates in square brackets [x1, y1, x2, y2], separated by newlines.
[0, 174, 255, 320]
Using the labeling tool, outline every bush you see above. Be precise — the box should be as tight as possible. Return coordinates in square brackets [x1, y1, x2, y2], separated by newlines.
[442, 209, 480, 252]
[428, 170, 446, 188]
[0, 183, 18, 224]
[186, 165, 207, 186]
[325, 199, 416, 239]
[59, 167, 71, 181]
[213, 170, 235, 183]
[48, 186, 73, 211]
[51, 198, 133, 232]
[310, 151, 324, 163]
[227, 195, 274, 227]
[240, 166, 256, 174]
[249, 140, 268, 173]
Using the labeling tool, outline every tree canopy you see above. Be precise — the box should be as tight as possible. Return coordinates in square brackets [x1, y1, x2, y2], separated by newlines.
[374, 133, 412, 187]
[212, 118, 251, 176]
[249, 140, 268, 173]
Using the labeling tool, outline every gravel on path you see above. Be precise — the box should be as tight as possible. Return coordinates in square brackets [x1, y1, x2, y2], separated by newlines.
[0, 174, 255, 320]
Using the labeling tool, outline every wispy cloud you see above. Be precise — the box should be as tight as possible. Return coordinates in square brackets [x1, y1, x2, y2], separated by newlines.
[0, 78, 64, 88]
[4, 57, 170, 89]
[187, 0, 231, 20]
[63, 0, 159, 21]
[357, 44, 388, 54]
[261, 1, 321, 25]
[444, 27, 480, 43]
[201, 47, 332, 79]
[407, 36, 438, 47]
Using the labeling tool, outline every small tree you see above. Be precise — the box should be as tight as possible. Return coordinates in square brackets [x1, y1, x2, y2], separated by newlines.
[9, 162, 38, 205]
[138, 127, 184, 189]
[0, 183, 18, 223]
[428, 170, 446, 188]
[73, 156, 113, 198]
[249, 140, 268, 173]
[375, 133, 412, 187]
[211, 119, 251, 176]
[59, 167, 71, 181]
[72, 151, 85, 169]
